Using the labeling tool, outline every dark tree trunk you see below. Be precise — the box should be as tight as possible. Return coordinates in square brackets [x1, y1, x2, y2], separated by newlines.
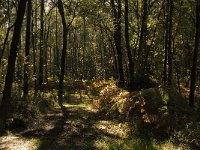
[189, 0, 200, 107]
[24, 0, 32, 100]
[138, 0, 148, 72]
[57, 0, 68, 108]
[0, 0, 27, 134]
[111, 0, 124, 84]
[167, 0, 173, 85]
[124, 0, 134, 84]
[39, 0, 44, 87]
[164, 0, 173, 85]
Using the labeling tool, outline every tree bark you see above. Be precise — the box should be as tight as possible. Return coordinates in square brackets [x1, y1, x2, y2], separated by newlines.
[189, 0, 200, 107]
[124, 0, 134, 84]
[110, 0, 124, 84]
[24, 0, 32, 100]
[0, 0, 27, 134]
[164, 0, 173, 85]
[167, 0, 173, 85]
[138, 0, 148, 72]
[57, 0, 68, 108]
[39, 0, 44, 87]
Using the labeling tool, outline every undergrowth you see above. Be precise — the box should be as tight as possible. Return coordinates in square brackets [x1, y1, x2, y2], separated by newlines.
[91, 80, 200, 149]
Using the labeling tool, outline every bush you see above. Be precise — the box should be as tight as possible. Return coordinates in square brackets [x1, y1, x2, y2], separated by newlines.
[95, 82, 193, 139]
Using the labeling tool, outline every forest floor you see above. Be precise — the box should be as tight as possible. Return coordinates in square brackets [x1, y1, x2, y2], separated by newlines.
[0, 82, 194, 150]
[0, 91, 133, 150]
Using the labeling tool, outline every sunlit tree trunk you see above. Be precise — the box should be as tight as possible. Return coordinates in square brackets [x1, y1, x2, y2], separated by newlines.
[55, 6, 60, 77]
[32, 0, 38, 94]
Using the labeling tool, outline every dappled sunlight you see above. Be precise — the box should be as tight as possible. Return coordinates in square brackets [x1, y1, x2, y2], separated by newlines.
[0, 0, 199, 148]
[94, 137, 184, 150]
[0, 78, 197, 150]
[93, 120, 130, 138]
[0, 134, 39, 150]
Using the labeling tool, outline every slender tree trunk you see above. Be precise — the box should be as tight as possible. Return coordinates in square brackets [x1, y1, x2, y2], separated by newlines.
[0, 25, 14, 68]
[164, 0, 173, 85]
[0, 0, 27, 134]
[110, 0, 124, 84]
[138, 0, 148, 73]
[44, 16, 51, 84]
[39, 0, 44, 87]
[189, 0, 200, 107]
[32, 0, 38, 94]
[24, 0, 32, 101]
[167, 0, 173, 85]
[124, 0, 134, 84]
[57, 0, 68, 108]
[83, 17, 86, 79]
[55, 7, 59, 77]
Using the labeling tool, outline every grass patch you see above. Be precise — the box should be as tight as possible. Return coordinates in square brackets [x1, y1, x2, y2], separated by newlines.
[95, 136, 182, 150]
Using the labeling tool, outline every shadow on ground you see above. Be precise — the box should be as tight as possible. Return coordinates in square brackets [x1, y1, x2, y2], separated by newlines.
[17, 102, 122, 150]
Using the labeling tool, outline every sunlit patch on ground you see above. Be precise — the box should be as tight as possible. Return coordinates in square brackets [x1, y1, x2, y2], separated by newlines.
[93, 120, 130, 138]
[0, 84, 191, 150]
[0, 134, 39, 150]
[94, 137, 185, 150]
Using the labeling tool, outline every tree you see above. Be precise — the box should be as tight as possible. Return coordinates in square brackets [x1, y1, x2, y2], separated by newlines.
[124, 0, 134, 84]
[24, 0, 32, 101]
[138, 0, 148, 73]
[0, 0, 28, 134]
[167, 0, 173, 85]
[39, 0, 44, 87]
[189, 0, 200, 107]
[163, 0, 173, 85]
[57, 0, 68, 108]
[110, 0, 124, 84]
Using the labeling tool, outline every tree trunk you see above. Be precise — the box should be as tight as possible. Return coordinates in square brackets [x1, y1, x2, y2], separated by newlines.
[24, 0, 32, 101]
[57, 0, 68, 108]
[32, 0, 38, 94]
[189, 0, 200, 107]
[55, 6, 60, 77]
[124, 0, 134, 84]
[39, 0, 44, 87]
[0, 0, 27, 134]
[164, 0, 173, 85]
[110, 0, 124, 84]
[138, 0, 148, 72]
[167, 0, 173, 85]
[0, 25, 14, 68]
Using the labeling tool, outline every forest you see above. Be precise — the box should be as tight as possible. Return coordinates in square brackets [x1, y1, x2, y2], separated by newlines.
[0, 0, 200, 149]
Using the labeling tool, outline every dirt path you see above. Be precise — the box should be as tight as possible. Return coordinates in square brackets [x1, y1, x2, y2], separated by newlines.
[0, 101, 130, 150]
